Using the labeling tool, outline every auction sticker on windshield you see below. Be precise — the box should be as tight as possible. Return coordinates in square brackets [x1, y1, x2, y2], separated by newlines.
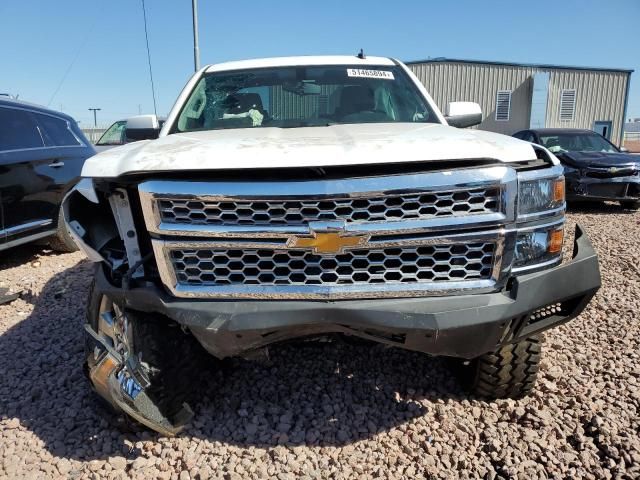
[347, 69, 395, 80]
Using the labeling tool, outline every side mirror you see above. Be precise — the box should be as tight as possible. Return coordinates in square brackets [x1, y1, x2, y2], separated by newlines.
[125, 115, 161, 141]
[445, 102, 482, 128]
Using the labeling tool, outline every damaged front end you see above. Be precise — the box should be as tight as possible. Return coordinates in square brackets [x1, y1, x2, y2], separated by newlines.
[564, 164, 640, 201]
[64, 179, 199, 436]
[83, 306, 195, 436]
[62, 178, 141, 278]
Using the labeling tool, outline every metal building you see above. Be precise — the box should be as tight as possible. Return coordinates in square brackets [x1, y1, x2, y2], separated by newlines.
[406, 58, 633, 145]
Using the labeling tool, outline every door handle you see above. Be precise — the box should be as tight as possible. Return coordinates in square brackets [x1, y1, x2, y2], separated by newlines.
[48, 161, 65, 168]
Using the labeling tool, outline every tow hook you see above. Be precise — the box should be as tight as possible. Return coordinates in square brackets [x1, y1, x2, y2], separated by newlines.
[84, 324, 192, 436]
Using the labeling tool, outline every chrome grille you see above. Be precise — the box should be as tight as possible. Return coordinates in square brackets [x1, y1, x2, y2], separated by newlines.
[169, 243, 495, 286]
[157, 187, 500, 226]
[139, 167, 518, 299]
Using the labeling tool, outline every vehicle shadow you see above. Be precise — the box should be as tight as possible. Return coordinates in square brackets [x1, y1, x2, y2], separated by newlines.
[0, 259, 468, 463]
[567, 200, 637, 215]
[0, 243, 55, 271]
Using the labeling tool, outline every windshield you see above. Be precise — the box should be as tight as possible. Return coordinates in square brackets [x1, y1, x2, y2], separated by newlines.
[539, 133, 619, 154]
[96, 120, 126, 145]
[173, 65, 438, 132]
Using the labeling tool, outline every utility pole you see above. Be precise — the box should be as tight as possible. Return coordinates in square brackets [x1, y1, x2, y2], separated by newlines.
[192, 0, 200, 71]
[88, 108, 101, 127]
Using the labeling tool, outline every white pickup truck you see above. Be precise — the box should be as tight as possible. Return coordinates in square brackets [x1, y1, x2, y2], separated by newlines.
[64, 55, 600, 435]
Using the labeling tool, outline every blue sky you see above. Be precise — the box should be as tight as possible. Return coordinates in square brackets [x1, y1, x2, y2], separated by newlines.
[1, 0, 638, 126]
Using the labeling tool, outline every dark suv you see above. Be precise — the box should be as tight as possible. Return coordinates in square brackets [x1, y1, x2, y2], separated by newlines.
[0, 98, 95, 252]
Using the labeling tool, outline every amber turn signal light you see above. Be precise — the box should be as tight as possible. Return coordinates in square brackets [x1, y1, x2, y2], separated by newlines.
[548, 228, 564, 254]
[553, 178, 565, 204]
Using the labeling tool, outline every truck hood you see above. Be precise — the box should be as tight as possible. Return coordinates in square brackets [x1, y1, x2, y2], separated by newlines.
[81, 123, 537, 178]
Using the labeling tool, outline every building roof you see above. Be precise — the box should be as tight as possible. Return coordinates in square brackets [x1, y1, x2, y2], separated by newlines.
[404, 57, 634, 74]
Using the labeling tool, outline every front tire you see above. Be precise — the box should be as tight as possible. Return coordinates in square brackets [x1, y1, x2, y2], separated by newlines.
[620, 200, 640, 210]
[48, 209, 79, 253]
[84, 270, 213, 433]
[466, 336, 541, 399]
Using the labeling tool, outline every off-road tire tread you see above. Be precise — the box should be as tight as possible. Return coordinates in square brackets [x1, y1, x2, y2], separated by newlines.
[129, 314, 205, 421]
[470, 336, 541, 399]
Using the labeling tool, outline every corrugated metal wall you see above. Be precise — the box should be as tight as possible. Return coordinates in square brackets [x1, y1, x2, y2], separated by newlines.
[546, 70, 628, 143]
[408, 61, 630, 144]
[409, 62, 534, 135]
[409, 62, 536, 135]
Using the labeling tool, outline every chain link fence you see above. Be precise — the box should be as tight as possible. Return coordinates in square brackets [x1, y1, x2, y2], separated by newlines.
[81, 127, 108, 144]
[623, 132, 640, 153]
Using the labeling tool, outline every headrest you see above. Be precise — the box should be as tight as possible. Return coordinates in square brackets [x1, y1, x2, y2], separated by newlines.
[223, 93, 264, 113]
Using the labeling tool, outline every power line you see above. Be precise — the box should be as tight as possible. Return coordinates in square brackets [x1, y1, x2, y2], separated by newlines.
[141, 0, 158, 117]
[47, 5, 102, 107]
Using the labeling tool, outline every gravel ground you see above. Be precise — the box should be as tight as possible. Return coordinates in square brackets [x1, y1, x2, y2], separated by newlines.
[1, 204, 639, 480]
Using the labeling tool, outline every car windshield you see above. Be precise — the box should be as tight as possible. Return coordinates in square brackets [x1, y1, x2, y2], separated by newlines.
[538, 133, 619, 154]
[173, 65, 438, 132]
[96, 120, 127, 145]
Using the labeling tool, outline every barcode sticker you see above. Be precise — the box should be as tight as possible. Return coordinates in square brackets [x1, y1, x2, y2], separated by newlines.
[347, 69, 395, 80]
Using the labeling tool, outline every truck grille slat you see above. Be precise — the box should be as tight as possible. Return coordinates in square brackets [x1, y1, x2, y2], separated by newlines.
[158, 187, 500, 226]
[170, 243, 495, 286]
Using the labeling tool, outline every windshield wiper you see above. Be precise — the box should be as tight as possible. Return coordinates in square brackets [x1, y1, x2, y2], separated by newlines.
[275, 121, 338, 128]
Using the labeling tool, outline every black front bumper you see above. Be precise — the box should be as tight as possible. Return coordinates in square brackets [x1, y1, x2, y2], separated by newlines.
[97, 225, 601, 360]
[566, 173, 640, 201]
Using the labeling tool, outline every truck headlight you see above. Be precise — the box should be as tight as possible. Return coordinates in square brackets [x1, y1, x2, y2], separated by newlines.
[513, 225, 564, 270]
[518, 176, 565, 216]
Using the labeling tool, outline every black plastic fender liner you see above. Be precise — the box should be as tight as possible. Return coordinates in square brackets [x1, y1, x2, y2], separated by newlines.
[93, 224, 600, 360]
[62, 186, 120, 263]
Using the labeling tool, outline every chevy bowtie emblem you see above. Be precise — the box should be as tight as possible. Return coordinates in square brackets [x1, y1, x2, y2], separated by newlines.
[288, 231, 370, 254]
[609, 167, 618, 174]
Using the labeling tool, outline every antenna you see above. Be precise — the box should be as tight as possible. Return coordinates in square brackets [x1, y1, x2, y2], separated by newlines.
[357, 49, 366, 60]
